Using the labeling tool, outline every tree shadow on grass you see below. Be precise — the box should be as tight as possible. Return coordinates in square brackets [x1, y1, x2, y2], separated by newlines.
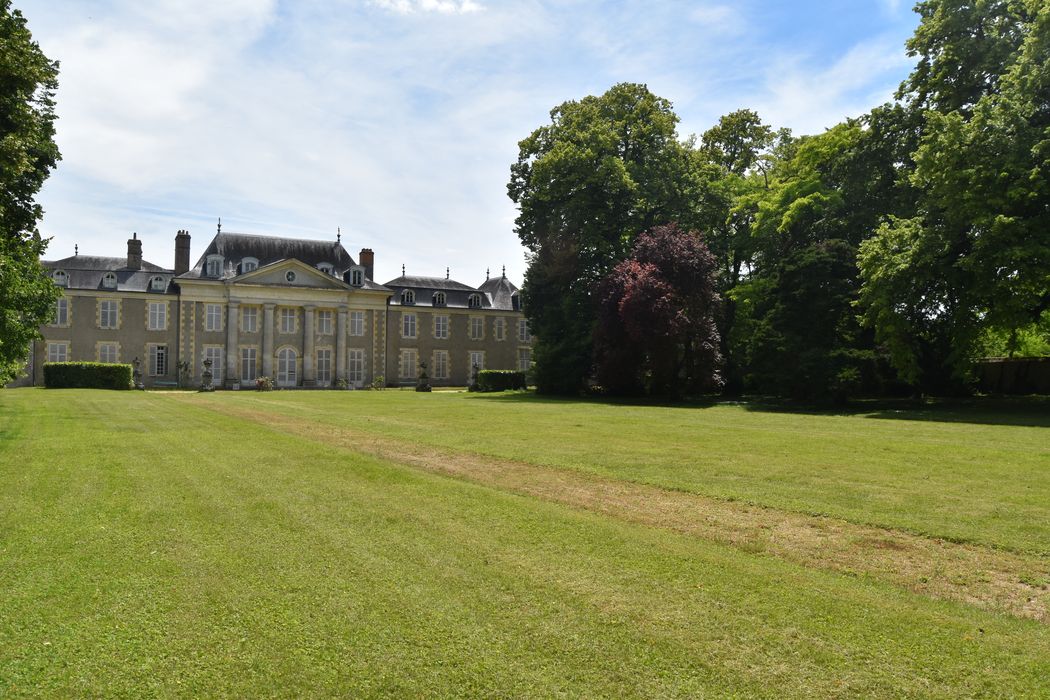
[465, 391, 1050, 428]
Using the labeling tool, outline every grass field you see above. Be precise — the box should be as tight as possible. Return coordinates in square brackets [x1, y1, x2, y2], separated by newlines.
[2, 388, 1048, 697]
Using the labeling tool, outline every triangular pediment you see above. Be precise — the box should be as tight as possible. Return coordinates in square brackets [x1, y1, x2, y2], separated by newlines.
[232, 258, 350, 289]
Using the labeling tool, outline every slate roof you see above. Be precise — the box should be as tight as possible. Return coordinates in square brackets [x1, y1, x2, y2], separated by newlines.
[478, 274, 521, 311]
[384, 273, 521, 311]
[182, 231, 387, 290]
[42, 255, 175, 293]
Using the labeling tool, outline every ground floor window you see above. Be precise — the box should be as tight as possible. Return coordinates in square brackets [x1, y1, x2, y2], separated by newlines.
[518, 347, 532, 372]
[400, 349, 418, 380]
[241, 347, 258, 382]
[348, 349, 364, 384]
[149, 344, 167, 376]
[203, 346, 223, 385]
[433, 350, 449, 380]
[277, 347, 297, 386]
[47, 342, 68, 363]
[316, 348, 332, 385]
[98, 343, 119, 364]
[469, 351, 485, 373]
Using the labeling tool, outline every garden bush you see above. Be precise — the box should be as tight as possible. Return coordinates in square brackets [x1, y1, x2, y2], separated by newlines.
[476, 370, 527, 392]
[43, 362, 133, 389]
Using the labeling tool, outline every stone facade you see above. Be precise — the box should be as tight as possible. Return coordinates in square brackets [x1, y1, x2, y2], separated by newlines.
[21, 229, 532, 388]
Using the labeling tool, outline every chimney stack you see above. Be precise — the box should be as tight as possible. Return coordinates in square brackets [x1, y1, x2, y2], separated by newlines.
[127, 232, 142, 270]
[174, 229, 191, 275]
[359, 248, 374, 281]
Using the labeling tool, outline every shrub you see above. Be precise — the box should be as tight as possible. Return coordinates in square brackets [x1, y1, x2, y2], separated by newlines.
[43, 362, 132, 390]
[476, 370, 527, 392]
[255, 376, 274, 391]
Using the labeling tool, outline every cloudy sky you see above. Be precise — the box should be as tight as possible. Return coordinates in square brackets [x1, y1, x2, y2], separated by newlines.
[19, 0, 920, 285]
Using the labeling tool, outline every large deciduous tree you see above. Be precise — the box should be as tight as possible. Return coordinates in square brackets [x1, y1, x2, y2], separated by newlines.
[0, 0, 60, 384]
[508, 83, 717, 393]
[594, 224, 721, 398]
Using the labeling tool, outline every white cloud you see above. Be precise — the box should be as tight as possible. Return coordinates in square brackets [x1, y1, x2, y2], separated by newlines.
[371, 0, 484, 15]
[689, 4, 743, 34]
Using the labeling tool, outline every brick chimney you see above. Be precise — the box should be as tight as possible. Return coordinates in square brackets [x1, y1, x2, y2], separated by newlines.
[127, 232, 142, 270]
[174, 229, 191, 275]
[359, 248, 374, 281]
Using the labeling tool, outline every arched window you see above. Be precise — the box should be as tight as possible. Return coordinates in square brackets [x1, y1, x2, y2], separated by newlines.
[277, 347, 297, 387]
[206, 255, 224, 278]
[317, 262, 334, 275]
[102, 272, 118, 289]
[433, 291, 446, 306]
[240, 257, 258, 273]
[150, 275, 166, 291]
[468, 293, 481, 309]
[403, 290, 415, 305]
[53, 270, 67, 287]
[346, 266, 364, 287]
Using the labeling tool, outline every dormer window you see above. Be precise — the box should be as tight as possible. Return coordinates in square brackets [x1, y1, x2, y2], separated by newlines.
[317, 263, 334, 276]
[433, 291, 446, 306]
[512, 293, 521, 311]
[150, 275, 166, 291]
[53, 270, 67, 287]
[240, 257, 258, 274]
[402, 290, 415, 305]
[468, 293, 481, 309]
[206, 255, 224, 278]
[348, 266, 364, 287]
[102, 272, 118, 289]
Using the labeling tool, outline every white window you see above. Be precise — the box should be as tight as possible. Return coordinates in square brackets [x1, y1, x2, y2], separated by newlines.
[203, 346, 223, 385]
[469, 351, 485, 372]
[242, 306, 258, 333]
[150, 275, 166, 291]
[206, 255, 223, 277]
[350, 268, 363, 286]
[241, 258, 258, 273]
[400, 348, 418, 379]
[434, 315, 449, 339]
[402, 313, 416, 339]
[468, 293, 481, 309]
[518, 347, 532, 372]
[494, 317, 505, 341]
[53, 270, 67, 287]
[519, 319, 531, 342]
[98, 343, 119, 363]
[241, 347, 258, 382]
[149, 344, 168, 376]
[280, 307, 296, 334]
[317, 310, 333, 335]
[277, 347, 297, 386]
[148, 302, 167, 330]
[470, 317, 483, 340]
[99, 300, 119, 329]
[47, 342, 68, 363]
[53, 298, 68, 326]
[348, 348, 364, 384]
[433, 350, 449, 380]
[402, 290, 415, 305]
[102, 272, 117, 289]
[317, 263, 334, 275]
[205, 304, 223, 332]
[349, 311, 365, 336]
[316, 348, 332, 385]
[433, 291, 446, 306]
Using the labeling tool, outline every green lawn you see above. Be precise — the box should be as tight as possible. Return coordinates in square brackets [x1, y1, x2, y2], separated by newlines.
[1, 389, 1048, 697]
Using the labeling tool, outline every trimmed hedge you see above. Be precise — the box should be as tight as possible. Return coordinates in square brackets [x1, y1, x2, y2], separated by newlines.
[43, 362, 133, 390]
[476, 369, 527, 392]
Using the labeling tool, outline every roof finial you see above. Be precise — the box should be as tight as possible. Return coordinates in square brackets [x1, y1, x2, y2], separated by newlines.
[217, 217, 222, 234]
[486, 267, 490, 280]
[337, 227, 341, 243]
[502, 265, 506, 278]
[74, 244, 78, 256]
[446, 266, 449, 280]
[402, 263, 405, 276]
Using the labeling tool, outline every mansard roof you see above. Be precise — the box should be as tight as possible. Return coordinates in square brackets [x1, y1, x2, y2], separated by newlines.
[478, 274, 520, 310]
[185, 232, 353, 277]
[42, 255, 175, 293]
[384, 272, 521, 311]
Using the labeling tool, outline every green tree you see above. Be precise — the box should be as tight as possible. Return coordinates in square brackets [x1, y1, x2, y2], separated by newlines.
[859, 0, 1050, 388]
[508, 83, 715, 393]
[0, 0, 60, 384]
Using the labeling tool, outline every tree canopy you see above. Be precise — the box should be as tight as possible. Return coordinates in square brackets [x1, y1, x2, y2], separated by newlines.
[0, 0, 61, 384]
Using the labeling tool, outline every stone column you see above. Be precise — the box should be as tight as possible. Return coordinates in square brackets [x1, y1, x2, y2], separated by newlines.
[226, 301, 239, 388]
[303, 305, 316, 386]
[262, 303, 275, 378]
[336, 306, 348, 383]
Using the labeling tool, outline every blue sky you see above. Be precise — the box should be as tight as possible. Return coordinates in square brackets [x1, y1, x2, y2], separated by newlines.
[20, 0, 920, 284]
